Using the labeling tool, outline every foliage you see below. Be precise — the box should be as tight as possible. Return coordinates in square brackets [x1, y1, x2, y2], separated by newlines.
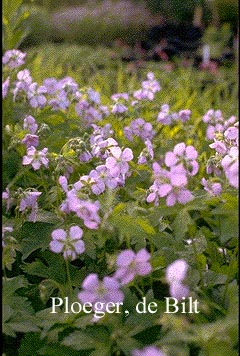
[2, 17, 239, 356]
[2, 0, 30, 51]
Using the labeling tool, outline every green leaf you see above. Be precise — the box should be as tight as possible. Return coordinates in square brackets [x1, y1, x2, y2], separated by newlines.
[62, 326, 110, 351]
[20, 222, 54, 259]
[219, 215, 238, 244]
[23, 252, 67, 285]
[2, 275, 28, 300]
[34, 210, 61, 224]
[3, 276, 40, 337]
[18, 333, 45, 356]
[38, 343, 89, 356]
[172, 209, 194, 240]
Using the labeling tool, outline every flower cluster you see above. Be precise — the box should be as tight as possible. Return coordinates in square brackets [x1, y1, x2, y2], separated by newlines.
[75, 88, 109, 126]
[204, 110, 239, 189]
[63, 186, 101, 229]
[111, 92, 129, 114]
[77, 248, 152, 318]
[157, 104, 191, 125]
[19, 191, 42, 222]
[164, 142, 199, 176]
[147, 141, 198, 207]
[133, 72, 161, 101]
[124, 118, 155, 142]
[2, 49, 26, 68]
[203, 109, 237, 141]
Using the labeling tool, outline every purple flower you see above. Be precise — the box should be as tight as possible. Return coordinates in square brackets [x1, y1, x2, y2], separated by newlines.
[178, 109, 191, 122]
[48, 90, 70, 111]
[19, 191, 42, 222]
[13, 74, 32, 101]
[201, 178, 222, 196]
[111, 93, 129, 101]
[112, 103, 128, 114]
[87, 88, 101, 104]
[2, 49, 26, 68]
[59, 76, 79, 95]
[202, 110, 227, 140]
[147, 164, 193, 207]
[203, 109, 223, 124]
[66, 189, 101, 229]
[224, 124, 239, 146]
[142, 72, 161, 93]
[50, 226, 85, 261]
[22, 146, 49, 170]
[23, 115, 38, 134]
[221, 147, 238, 188]
[114, 249, 152, 285]
[169, 282, 190, 300]
[133, 72, 160, 101]
[2, 77, 10, 98]
[166, 259, 188, 283]
[165, 143, 198, 176]
[22, 134, 39, 148]
[132, 346, 166, 356]
[138, 139, 154, 164]
[27, 83, 47, 108]
[89, 165, 118, 194]
[43, 78, 59, 95]
[209, 140, 227, 154]
[124, 118, 155, 142]
[78, 273, 124, 306]
[59, 175, 68, 193]
[105, 147, 133, 178]
[79, 150, 92, 162]
[17, 69, 32, 85]
[157, 104, 172, 125]
[75, 99, 103, 126]
[2, 187, 12, 211]
[166, 259, 189, 300]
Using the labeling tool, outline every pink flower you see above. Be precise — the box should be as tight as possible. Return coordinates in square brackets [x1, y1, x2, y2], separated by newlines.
[166, 259, 189, 300]
[19, 191, 42, 222]
[2, 49, 26, 68]
[132, 346, 166, 356]
[22, 134, 39, 148]
[23, 115, 38, 134]
[78, 274, 124, 306]
[50, 226, 85, 260]
[114, 249, 152, 285]
[201, 178, 222, 196]
[105, 147, 133, 178]
[221, 147, 238, 189]
[22, 146, 49, 170]
[2, 77, 10, 98]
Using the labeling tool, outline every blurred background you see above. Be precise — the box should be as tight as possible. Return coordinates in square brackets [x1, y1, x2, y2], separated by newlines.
[2, 0, 238, 85]
[7, 0, 238, 51]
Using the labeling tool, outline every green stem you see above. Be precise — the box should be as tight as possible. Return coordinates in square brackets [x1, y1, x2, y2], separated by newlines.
[222, 247, 238, 305]
[192, 238, 204, 288]
[3, 267, 7, 282]
[65, 258, 73, 299]
[40, 169, 48, 194]
[134, 279, 144, 297]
